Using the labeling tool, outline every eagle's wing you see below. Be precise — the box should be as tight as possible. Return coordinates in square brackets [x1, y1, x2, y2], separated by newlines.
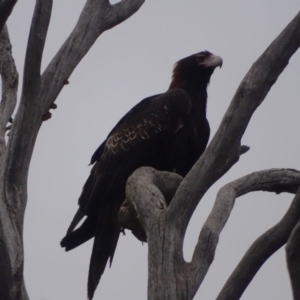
[80, 89, 191, 216]
[61, 88, 192, 299]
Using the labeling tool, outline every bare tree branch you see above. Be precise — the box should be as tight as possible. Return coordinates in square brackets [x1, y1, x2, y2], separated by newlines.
[22, 0, 52, 94]
[0, 226, 13, 300]
[40, 0, 145, 114]
[147, 11, 300, 297]
[127, 167, 300, 299]
[1, 1, 298, 299]
[106, 0, 146, 30]
[126, 168, 300, 299]
[0, 24, 19, 300]
[0, 7, 54, 297]
[125, 167, 175, 231]
[212, 176, 300, 300]
[125, 167, 190, 300]
[2, 0, 144, 272]
[0, 25, 18, 156]
[0, 0, 17, 32]
[121, 168, 182, 241]
[286, 220, 300, 299]
[167, 9, 300, 250]
[0, 0, 145, 298]
[191, 168, 300, 295]
[1, 0, 145, 208]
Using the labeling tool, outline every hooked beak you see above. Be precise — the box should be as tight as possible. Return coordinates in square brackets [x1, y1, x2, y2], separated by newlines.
[201, 54, 223, 69]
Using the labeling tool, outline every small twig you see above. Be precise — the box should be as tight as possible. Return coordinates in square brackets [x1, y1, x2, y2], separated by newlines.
[42, 112, 52, 121]
[49, 103, 57, 109]
[40, 0, 145, 113]
[240, 145, 250, 155]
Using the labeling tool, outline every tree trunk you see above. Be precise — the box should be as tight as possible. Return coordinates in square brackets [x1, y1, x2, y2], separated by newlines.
[0, 1, 145, 298]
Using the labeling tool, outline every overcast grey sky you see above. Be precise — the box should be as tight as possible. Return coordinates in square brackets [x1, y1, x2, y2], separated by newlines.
[5, 1, 300, 299]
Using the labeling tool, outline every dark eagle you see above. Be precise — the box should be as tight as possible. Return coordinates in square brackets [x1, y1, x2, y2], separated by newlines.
[61, 51, 222, 299]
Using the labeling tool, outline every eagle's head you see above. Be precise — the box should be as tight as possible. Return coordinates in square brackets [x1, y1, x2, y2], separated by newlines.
[194, 50, 223, 68]
[170, 51, 222, 88]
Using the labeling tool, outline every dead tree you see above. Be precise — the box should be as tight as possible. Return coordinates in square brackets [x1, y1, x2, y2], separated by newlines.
[0, 1, 300, 300]
[120, 10, 300, 300]
[0, 1, 145, 299]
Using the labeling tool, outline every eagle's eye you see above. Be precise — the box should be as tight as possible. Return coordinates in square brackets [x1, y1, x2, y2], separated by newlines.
[196, 51, 212, 64]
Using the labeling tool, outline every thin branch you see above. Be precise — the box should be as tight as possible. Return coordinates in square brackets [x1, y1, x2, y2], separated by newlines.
[1, 3, 53, 253]
[286, 220, 300, 299]
[0, 1, 145, 299]
[2, 0, 53, 205]
[196, 171, 300, 300]
[188, 169, 300, 297]
[22, 0, 52, 97]
[106, 0, 145, 30]
[40, 0, 145, 114]
[0, 0, 17, 32]
[167, 9, 300, 242]
[240, 145, 250, 155]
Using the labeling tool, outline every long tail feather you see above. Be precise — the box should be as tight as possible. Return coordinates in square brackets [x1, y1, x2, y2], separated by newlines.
[87, 212, 120, 299]
[66, 208, 85, 233]
[61, 215, 97, 251]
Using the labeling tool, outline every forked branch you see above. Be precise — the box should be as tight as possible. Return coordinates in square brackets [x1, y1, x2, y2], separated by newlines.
[0, 1, 145, 299]
[159, 11, 300, 296]
[40, 0, 145, 113]
[168, 9, 300, 240]
[125, 168, 300, 299]
[124, 167, 182, 235]
[120, 168, 183, 243]
[200, 170, 300, 300]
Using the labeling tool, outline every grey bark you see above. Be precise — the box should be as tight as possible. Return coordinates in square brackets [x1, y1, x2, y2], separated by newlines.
[0, 25, 21, 300]
[0, 0, 145, 299]
[120, 171, 182, 242]
[123, 9, 300, 300]
[124, 168, 300, 299]
[286, 220, 300, 300]
[126, 167, 191, 300]
[216, 176, 300, 300]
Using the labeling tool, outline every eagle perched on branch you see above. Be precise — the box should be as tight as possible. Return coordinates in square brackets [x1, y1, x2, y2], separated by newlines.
[61, 50, 222, 299]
